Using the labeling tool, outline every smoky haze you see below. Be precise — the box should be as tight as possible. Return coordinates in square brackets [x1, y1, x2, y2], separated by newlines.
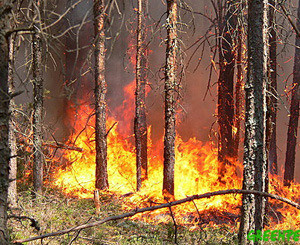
[14, 0, 299, 180]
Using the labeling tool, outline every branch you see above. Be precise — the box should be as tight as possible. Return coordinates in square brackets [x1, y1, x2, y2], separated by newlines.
[13, 189, 300, 244]
[279, 3, 300, 38]
[8, 215, 40, 231]
[44, 142, 83, 152]
[105, 122, 117, 137]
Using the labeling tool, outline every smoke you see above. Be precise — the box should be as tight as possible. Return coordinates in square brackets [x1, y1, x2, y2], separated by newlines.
[13, 0, 299, 180]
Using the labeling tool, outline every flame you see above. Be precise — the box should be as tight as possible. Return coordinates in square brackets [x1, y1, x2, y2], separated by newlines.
[52, 99, 300, 229]
[52, 37, 300, 229]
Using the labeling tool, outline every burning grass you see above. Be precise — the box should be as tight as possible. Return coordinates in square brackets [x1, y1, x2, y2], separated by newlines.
[49, 102, 300, 232]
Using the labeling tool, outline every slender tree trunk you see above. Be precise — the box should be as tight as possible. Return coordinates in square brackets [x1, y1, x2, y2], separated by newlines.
[135, 0, 148, 191]
[284, 0, 300, 186]
[233, 26, 243, 160]
[239, 0, 269, 243]
[94, 0, 109, 190]
[0, 2, 11, 243]
[8, 33, 17, 207]
[163, 0, 178, 198]
[217, 0, 235, 179]
[32, 1, 44, 195]
[268, 0, 278, 175]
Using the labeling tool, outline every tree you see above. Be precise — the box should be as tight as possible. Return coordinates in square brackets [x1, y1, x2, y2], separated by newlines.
[239, 0, 269, 243]
[284, 0, 300, 186]
[0, 1, 12, 243]
[8, 32, 17, 207]
[163, 0, 178, 198]
[94, 0, 109, 190]
[135, 0, 148, 191]
[268, 0, 278, 175]
[217, 0, 236, 179]
[32, 0, 44, 195]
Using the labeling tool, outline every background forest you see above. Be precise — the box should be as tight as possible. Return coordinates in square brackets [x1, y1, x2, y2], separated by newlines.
[0, 0, 299, 244]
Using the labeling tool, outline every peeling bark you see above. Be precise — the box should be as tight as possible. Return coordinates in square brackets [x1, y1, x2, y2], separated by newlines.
[94, 0, 109, 190]
[163, 0, 177, 198]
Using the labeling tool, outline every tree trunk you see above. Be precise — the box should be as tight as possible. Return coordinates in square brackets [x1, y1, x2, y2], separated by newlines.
[135, 0, 148, 191]
[239, 0, 269, 243]
[163, 0, 178, 198]
[268, 0, 278, 175]
[8, 33, 17, 207]
[217, 0, 235, 180]
[233, 25, 243, 160]
[32, 2, 44, 195]
[284, 0, 300, 186]
[94, 0, 109, 190]
[0, 2, 11, 243]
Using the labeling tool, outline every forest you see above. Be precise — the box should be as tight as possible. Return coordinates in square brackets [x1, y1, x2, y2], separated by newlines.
[0, 0, 299, 244]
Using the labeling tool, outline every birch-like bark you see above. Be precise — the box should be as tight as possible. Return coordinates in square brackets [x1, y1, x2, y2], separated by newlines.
[94, 0, 109, 190]
[8, 33, 17, 207]
[135, 0, 148, 191]
[239, 0, 269, 243]
[163, 0, 177, 198]
[284, 0, 300, 186]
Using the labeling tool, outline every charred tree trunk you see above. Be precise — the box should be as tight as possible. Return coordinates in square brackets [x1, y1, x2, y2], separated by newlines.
[239, 0, 269, 243]
[0, 3, 11, 243]
[217, 0, 235, 179]
[32, 2, 44, 195]
[94, 0, 109, 190]
[8, 33, 17, 207]
[284, 0, 300, 186]
[268, 0, 278, 175]
[163, 0, 178, 198]
[135, 0, 148, 191]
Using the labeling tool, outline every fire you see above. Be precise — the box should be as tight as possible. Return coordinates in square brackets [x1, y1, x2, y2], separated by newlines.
[52, 40, 300, 230]
[53, 98, 300, 229]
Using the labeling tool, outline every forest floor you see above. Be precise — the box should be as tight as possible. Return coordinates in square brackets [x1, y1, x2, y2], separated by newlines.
[7, 188, 297, 245]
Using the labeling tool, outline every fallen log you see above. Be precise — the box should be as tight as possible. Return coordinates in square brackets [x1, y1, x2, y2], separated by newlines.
[13, 189, 300, 244]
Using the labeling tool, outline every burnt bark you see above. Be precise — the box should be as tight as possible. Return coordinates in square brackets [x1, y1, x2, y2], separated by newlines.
[163, 0, 178, 198]
[239, 0, 269, 243]
[8, 33, 17, 207]
[135, 0, 148, 191]
[284, 0, 300, 186]
[0, 2, 11, 243]
[94, 0, 109, 190]
[217, 0, 236, 179]
[32, 24, 44, 195]
[268, 0, 278, 175]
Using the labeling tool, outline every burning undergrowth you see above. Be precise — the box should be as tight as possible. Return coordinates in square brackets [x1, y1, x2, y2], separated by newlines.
[51, 98, 300, 230]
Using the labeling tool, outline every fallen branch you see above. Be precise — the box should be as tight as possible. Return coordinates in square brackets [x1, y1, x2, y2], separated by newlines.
[13, 189, 300, 244]
[8, 215, 40, 231]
